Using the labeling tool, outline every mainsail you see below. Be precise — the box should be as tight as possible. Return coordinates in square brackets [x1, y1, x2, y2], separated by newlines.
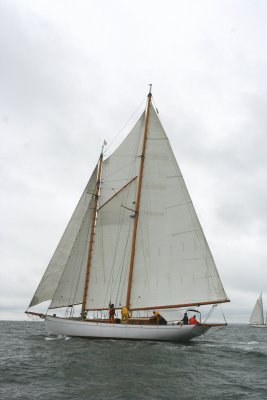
[28, 98, 229, 314]
[249, 293, 264, 325]
[129, 106, 228, 309]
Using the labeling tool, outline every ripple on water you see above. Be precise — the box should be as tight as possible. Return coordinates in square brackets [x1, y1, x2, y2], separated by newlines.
[0, 322, 266, 400]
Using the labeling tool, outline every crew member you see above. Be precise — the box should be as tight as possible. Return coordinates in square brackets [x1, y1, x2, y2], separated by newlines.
[109, 303, 115, 321]
[188, 315, 199, 325]
[152, 311, 167, 325]
[182, 312, 188, 325]
[121, 306, 129, 322]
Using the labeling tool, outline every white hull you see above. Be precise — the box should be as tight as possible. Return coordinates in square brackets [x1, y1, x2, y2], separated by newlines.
[249, 324, 267, 328]
[45, 315, 214, 342]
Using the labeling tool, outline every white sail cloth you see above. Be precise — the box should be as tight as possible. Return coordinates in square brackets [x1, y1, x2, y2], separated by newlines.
[249, 293, 264, 325]
[28, 102, 229, 312]
[28, 112, 145, 311]
[85, 114, 145, 309]
[49, 196, 95, 308]
[99, 113, 144, 206]
[28, 167, 97, 308]
[85, 105, 228, 310]
[86, 179, 138, 310]
[130, 106, 228, 309]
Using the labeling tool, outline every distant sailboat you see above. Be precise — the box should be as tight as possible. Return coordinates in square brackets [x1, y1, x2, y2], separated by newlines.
[249, 293, 267, 328]
[26, 88, 230, 341]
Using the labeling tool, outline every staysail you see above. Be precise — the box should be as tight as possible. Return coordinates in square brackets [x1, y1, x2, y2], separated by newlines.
[28, 166, 98, 308]
[85, 112, 145, 309]
[86, 178, 138, 310]
[249, 293, 264, 325]
[99, 113, 144, 206]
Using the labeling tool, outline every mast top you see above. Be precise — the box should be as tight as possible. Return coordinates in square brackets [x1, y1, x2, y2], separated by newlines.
[126, 84, 152, 309]
[101, 140, 107, 156]
[148, 84, 152, 97]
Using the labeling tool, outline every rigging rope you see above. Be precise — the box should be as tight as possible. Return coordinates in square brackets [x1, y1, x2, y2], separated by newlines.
[105, 97, 146, 154]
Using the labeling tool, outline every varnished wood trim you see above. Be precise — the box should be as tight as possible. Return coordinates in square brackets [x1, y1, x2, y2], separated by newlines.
[126, 92, 152, 309]
[130, 299, 230, 311]
[25, 311, 45, 318]
[97, 176, 137, 211]
[81, 153, 103, 319]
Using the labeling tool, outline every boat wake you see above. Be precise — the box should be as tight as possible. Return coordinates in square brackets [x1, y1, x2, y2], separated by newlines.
[45, 335, 71, 341]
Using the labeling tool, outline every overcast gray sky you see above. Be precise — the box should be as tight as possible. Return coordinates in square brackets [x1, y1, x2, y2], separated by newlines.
[1, 0, 266, 323]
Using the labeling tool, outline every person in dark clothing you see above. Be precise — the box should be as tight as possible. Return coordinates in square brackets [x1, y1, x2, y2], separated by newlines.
[109, 303, 115, 321]
[158, 315, 167, 325]
[152, 311, 167, 325]
[182, 312, 188, 325]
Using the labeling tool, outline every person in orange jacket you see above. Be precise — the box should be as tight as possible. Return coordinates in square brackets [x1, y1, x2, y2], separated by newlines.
[188, 315, 199, 325]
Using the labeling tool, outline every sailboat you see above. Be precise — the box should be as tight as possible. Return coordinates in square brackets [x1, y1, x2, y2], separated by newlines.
[249, 293, 267, 328]
[26, 88, 230, 341]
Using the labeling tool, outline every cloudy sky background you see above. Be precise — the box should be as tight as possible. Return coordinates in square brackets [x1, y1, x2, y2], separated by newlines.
[1, 0, 266, 322]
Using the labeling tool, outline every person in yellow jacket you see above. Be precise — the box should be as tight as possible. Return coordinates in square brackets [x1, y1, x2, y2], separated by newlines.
[153, 311, 161, 321]
[121, 306, 129, 322]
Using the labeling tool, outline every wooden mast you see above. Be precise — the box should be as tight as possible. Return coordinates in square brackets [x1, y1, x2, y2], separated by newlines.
[81, 147, 104, 319]
[125, 86, 152, 310]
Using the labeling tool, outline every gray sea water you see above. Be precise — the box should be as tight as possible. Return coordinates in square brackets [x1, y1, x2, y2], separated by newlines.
[0, 321, 266, 400]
